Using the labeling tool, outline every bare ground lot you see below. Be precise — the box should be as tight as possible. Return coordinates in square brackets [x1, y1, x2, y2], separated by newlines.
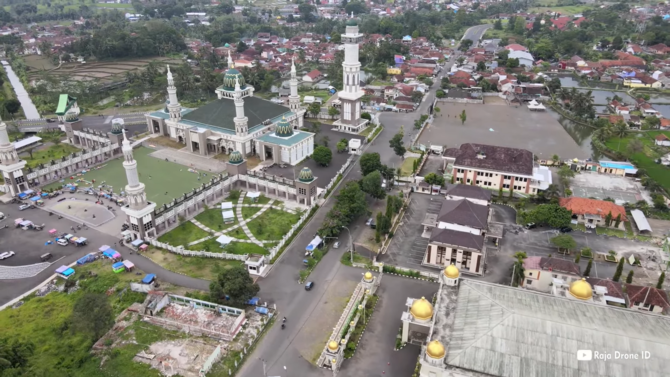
[423, 100, 589, 160]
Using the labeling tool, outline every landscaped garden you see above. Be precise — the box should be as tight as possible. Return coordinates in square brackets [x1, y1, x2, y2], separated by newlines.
[23, 143, 80, 168]
[243, 194, 271, 205]
[195, 208, 239, 232]
[241, 206, 262, 219]
[158, 221, 209, 246]
[604, 132, 670, 193]
[187, 238, 269, 255]
[145, 248, 242, 280]
[245, 208, 301, 241]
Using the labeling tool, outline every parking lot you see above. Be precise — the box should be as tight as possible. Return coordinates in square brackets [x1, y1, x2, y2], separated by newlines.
[380, 194, 441, 269]
[420, 101, 589, 160]
[570, 171, 652, 204]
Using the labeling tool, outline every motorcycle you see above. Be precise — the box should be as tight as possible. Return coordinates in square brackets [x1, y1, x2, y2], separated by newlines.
[281, 323, 285, 330]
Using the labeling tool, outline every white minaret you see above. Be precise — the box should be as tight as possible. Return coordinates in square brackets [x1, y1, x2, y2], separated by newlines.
[338, 12, 364, 130]
[288, 56, 301, 112]
[234, 77, 248, 139]
[227, 49, 234, 68]
[120, 130, 156, 240]
[166, 65, 181, 122]
[0, 120, 27, 196]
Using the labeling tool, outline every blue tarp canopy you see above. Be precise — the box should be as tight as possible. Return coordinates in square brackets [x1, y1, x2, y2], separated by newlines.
[247, 297, 260, 305]
[112, 262, 125, 269]
[131, 239, 144, 247]
[103, 249, 119, 258]
[255, 306, 269, 315]
[76, 254, 96, 265]
[75, 237, 87, 244]
[142, 274, 156, 284]
[30, 196, 40, 201]
[17, 193, 28, 199]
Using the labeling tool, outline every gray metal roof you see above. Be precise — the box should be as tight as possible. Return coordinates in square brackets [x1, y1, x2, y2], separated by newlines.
[181, 96, 291, 132]
[441, 280, 670, 377]
[631, 209, 652, 232]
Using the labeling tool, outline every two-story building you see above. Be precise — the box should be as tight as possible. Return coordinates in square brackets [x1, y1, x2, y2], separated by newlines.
[522, 256, 581, 293]
[625, 285, 670, 313]
[559, 197, 627, 230]
[442, 143, 552, 195]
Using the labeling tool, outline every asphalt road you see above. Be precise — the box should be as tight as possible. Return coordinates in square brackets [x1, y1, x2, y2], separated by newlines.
[461, 24, 493, 47]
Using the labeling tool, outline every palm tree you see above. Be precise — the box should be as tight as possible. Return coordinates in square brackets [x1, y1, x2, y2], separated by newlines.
[613, 120, 629, 138]
[545, 184, 560, 200]
[512, 252, 527, 287]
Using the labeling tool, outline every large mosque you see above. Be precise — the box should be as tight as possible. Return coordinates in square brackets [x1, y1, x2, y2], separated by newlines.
[145, 53, 312, 166]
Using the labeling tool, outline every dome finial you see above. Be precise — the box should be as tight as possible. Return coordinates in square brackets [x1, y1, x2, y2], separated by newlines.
[166, 64, 172, 79]
[227, 49, 233, 68]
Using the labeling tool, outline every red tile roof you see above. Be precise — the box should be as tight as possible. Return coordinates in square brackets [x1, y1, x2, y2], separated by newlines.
[559, 197, 627, 221]
[506, 43, 528, 52]
[625, 285, 670, 310]
[305, 69, 322, 79]
[656, 134, 669, 141]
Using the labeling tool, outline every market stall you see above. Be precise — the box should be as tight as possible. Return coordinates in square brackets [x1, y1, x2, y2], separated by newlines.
[55, 265, 75, 279]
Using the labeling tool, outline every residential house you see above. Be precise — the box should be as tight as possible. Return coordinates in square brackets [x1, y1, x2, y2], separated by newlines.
[442, 143, 553, 195]
[625, 285, 670, 313]
[655, 134, 670, 146]
[444, 184, 491, 207]
[639, 102, 661, 117]
[550, 16, 586, 31]
[505, 44, 528, 52]
[302, 69, 322, 83]
[648, 43, 670, 55]
[422, 191, 492, 276]
[626, 43, 643, 55]
[559, 197, 627, 229]
[522, 256, 581, 293]
[449, 70, 476, 87]
[662, 118, 670, 129]
[508, 50, 534, 67]
[585, 278, 626, 307]
[624, 74, 662, 88]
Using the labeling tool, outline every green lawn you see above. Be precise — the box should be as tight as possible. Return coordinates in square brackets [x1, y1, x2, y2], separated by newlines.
[158, 221, 210, 246]
[370, 80, 392, 86]
[242, 206, 262, 219]
[145, 248, 242, 280]
[195, 208, 239, 232]
[605, 133, 670, 193]
[243, 194, 271, 205]
[23, 144, 80, 169]
[188, 238, 270, 255]
[0, 260, 149, 377]
[299, 90, 331, 102]
[246, 208, 301, 241]
[527, 5, 593, 15]
[596, 226, 626, 238]
[359, 125, 374, 137]
[400, 157, 418, 177]
[43, 147, 207, 206]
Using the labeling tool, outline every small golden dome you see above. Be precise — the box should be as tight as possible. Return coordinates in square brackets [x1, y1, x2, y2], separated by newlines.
[426, 340, 446, 359]
[569, 278, 593, 300]
[364, 271, 373, 280]
[410, 297, 434, 321]
[328, 340, 339, 351]
[444, 264, 460, 279]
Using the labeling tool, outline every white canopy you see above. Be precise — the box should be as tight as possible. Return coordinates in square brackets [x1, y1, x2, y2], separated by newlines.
[216, 235, 233, 246]
[528, 100, 546, 110]
[246, 191, 261, 198]
[222, 210, 235, 220]
[631, 209, 652, 232]
[221, 202, 233, 210]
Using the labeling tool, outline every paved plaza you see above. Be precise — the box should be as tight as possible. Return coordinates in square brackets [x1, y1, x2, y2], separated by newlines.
[570, 171, 652, 204]
[49, 198, 115, 227]
[421, 99, 589, 160]
[43, 146, 208, 206]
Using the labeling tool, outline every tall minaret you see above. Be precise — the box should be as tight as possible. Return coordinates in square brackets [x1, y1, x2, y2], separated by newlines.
[0, 120, 27, 196]
[234, 77, 248, 139]
[227, 49, 234, 68]
[121, 130, 147, 210]
[288, 56, 301, 113]
[166, 65, 181, 122]
[338, 12, 364, 128]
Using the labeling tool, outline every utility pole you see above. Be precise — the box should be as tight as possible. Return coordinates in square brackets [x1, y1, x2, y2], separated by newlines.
[342, 226, 354, 264]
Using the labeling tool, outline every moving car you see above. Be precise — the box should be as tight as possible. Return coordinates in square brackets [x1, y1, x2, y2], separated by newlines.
[305, 281, 314, 291]
[40, 253, 53, 262]
[0, 251, 15, 260]
[18, 204, 31, 211]
[559, 227, 573, 233]
[56, 238, 69, 246]
[333, 242, 340, 249]
[366, 218, 373, 226]
[526, 223, 536, 229]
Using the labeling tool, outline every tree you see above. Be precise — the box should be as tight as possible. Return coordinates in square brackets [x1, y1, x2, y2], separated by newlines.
[436, 89, 446, 98]
[389, 129, 406, 157]
[613, 257, 625, 282]
[360, 152, 382, 176]
[411, 91, 424, 103]
[506, 58, 520, 69]
[514, 16, 526, 34]
[4, 99, 20, 116]
[614, 214, 622, 228]
[544, 184, 560, 201]
[494, 19, 503, 30]
[441, 77, 450, 89]
[459, 39, 473, 51]
[584, 258, 593, 277]
[344, 0, 367, 15]
[658, 271, 666, 289]
[604, 211, 613, 227]
[512, 251, 527, 287]
[626, 270, 634, 284]
[424, 173, 445, 187]
[328, 106, 340, 116]
[476, 61, 486, 72]
[627, 138, 644, 155]
[611, 35, 623, 50]
[525, 204, 572, 228]
[547, 77, 561, 93]
[643, 116, 660, 130]
[361, 171, 386, 199]
[550, 234, 577, 254]
[307, 102, 321, 118]
[209, 264, 260, 308]
[337, 139, 348, 153]
[69, 293, 114, 341]
[551, 154, 560, 165]
[312, 145, 332, 166]
[236, 41, 248, 53]
[574, 253, 581, 264]
[652, 193, 667, 211]
[459, 110, 467, 125]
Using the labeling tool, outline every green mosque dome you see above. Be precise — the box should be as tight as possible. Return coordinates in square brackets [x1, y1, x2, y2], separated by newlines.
[229, 150, 243, 164]
[222, 68, 246, 91]
[64, 112, 79, 122]
[111, 121, 124, 135]
[275, 116, 293, 137]
[298, 167, 314, 182]
[346, 18, 358, 26]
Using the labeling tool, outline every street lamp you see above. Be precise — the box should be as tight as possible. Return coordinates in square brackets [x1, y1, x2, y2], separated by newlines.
[341, 226, 354, 264]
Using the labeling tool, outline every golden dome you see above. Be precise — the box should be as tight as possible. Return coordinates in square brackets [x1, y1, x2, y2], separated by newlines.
[444, 264, 460, 279]
[569, 278, 593, 300]
[410, 297, 434, 321]
[364, 271, 373, 280]
[426, 340, 446, 359]
[328, 340, 339, 351]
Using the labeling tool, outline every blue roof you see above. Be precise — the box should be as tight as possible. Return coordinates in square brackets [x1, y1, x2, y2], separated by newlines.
[256, 129, 313, 147]
[599, 161, 636, 171]
[142, 274, 156, 284]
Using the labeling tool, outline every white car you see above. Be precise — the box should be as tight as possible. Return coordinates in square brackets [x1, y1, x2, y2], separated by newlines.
[0, 251, 15, 260]
[56, 239, 69, 246]
[0, 211, 5, 219]
[18, 204, 31, 211]
[333, 242, 340, 249]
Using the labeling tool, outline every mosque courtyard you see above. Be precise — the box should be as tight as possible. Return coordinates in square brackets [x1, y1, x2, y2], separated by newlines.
[43, 146, 207, 207]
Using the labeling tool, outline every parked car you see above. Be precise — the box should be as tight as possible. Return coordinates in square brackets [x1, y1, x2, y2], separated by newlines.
[40, 253, 53, 262]
[57, 197, 67, 202]
[18, 204, 31, 211]
[370, 219, 376, 229]
[366, 218, 373, 226]
[526, 223, 536, 229]
[56, 239, 69, 246]
[0, 212, 5, 220]
[0, 251, 15, 260]
[559, 227, 573, 233]
[305, 281, 314, 291]
[333, 242, 340, 249]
